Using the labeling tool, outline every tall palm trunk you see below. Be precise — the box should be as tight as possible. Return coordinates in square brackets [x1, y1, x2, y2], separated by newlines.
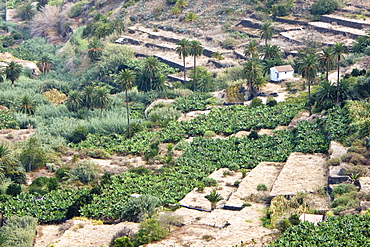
[183, 57, 186, 86]
[336, 59, 340, 104]
[125, 89, 130, 137]
[193, 56, 197, 91]
[326, 62, 329, 82]
[308, 76, 311, 116]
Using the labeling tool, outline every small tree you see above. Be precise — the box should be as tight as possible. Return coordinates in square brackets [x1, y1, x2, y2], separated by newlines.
[93, 87, 112, 116]
[37, 55, 53, 75]
[205, 189, 223, 210]
[115, 69, 135, 137]
[88, 38, 103, 61]
[5, 61, 23, 87]
[175, 38, 190, 86]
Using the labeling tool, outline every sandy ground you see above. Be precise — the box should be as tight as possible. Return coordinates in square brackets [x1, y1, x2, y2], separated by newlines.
[35, 219, 139, 247]
[270, 153, 328, 196]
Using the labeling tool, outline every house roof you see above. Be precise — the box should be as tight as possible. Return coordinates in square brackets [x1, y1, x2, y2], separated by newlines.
[273, 65, 294, 72]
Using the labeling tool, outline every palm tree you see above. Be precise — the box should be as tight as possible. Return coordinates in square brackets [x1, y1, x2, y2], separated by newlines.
[189, 40, 203, 91]
[0, 144, 14, 183]
[244, 40, 259, 60]
[88, 38, 103, 61]
[66, 91, 83, 112]
[243, 59, 264, 98]
[332, 42, 348, 104]
[115, 69, 135, 137]
[313, 80, 336, 111]
[205, 189, 223, 210]
[5, 61, 23, 87]
[318, 46, 334, 82]
[298, 54, 319, 116]
[19, 95, 36, 115]
[18, 3, 36, 21]
[37, 55, 53, 75]
[141, 56, 161, 91]
[262, 44, 282, 60]
[175, 38, 190, 86]
[93, 87, 111, 116]
[259, 21, 274, 45]
[83, 86, 95, 110]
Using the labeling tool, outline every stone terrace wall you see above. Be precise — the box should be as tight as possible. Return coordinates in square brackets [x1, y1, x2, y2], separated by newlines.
[321, 15, 370, 30]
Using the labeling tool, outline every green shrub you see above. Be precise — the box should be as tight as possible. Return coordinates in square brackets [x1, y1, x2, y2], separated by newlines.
[121, 195, 160, 222]
[128, 166, 152, 175]
[248, 130, 259, 140]
[204, 130, 216, 138]
[228, 163, 240, 171]
[202, 177, 217, 187]
[29, 177, 58, 195]
[0, 216, 37, 247]
[68, 1, 86, 18]
[19, 137, 47, 172]
[266, 96, 277, 107]
[327, 158, 341, 166]
[6, 183, 22, 197]
[133, 217, 168, 246]
[331, 183, 357, 198]
[310, 0, 341, 15]
[257, 183, 268, 191]
[221, 37, 238, 49]
[69, 125, 89, 144]
[112, 236, 134, 247]
[147, 107, 181, 127]
[69, 160, 101, 184]
[174, 139, 190, 151]
[276, 218, 291, 233]
[55, 167, 69, 181]
[250, 98, 263, 108]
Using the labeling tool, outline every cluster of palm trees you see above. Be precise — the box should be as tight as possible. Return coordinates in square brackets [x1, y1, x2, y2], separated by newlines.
[241, 21, 279, 99]
[175, 38, 204, 91]
[298, 42, 348, 115]
[66, 86, 112, 117]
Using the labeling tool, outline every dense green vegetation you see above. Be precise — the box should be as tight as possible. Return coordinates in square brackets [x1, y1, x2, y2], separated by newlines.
[270, 214, 370, 246]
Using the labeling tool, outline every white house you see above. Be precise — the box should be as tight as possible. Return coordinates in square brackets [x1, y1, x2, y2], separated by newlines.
[270, 65, 294, 82]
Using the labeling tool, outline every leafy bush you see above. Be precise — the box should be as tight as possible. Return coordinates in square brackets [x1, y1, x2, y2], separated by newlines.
[228, 163, 240, 171]
[68, 1, 86, 18]
[121, 195, 160, 222]
[266, 96, 277, 107]
[0, 110, 19, 129]
[147, 107, 181, 127]
[6, 183, 22, 197]
[257, 183, 268, 191]
[68, 160, 101, 184]
[310, 0, 341, 15]
[221, 37, 238, 49]
[204, 130, 216, 138]
[202, 177, 218, 187]
[331, 183, 357, 198]
[28, 177, 58, 195]
[327, 158, 341, 166]
[69, 125, 89, 144]
[0, 216, 37, 247]
[133, 217, 168, 246]
[250, 98, 263, 108]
